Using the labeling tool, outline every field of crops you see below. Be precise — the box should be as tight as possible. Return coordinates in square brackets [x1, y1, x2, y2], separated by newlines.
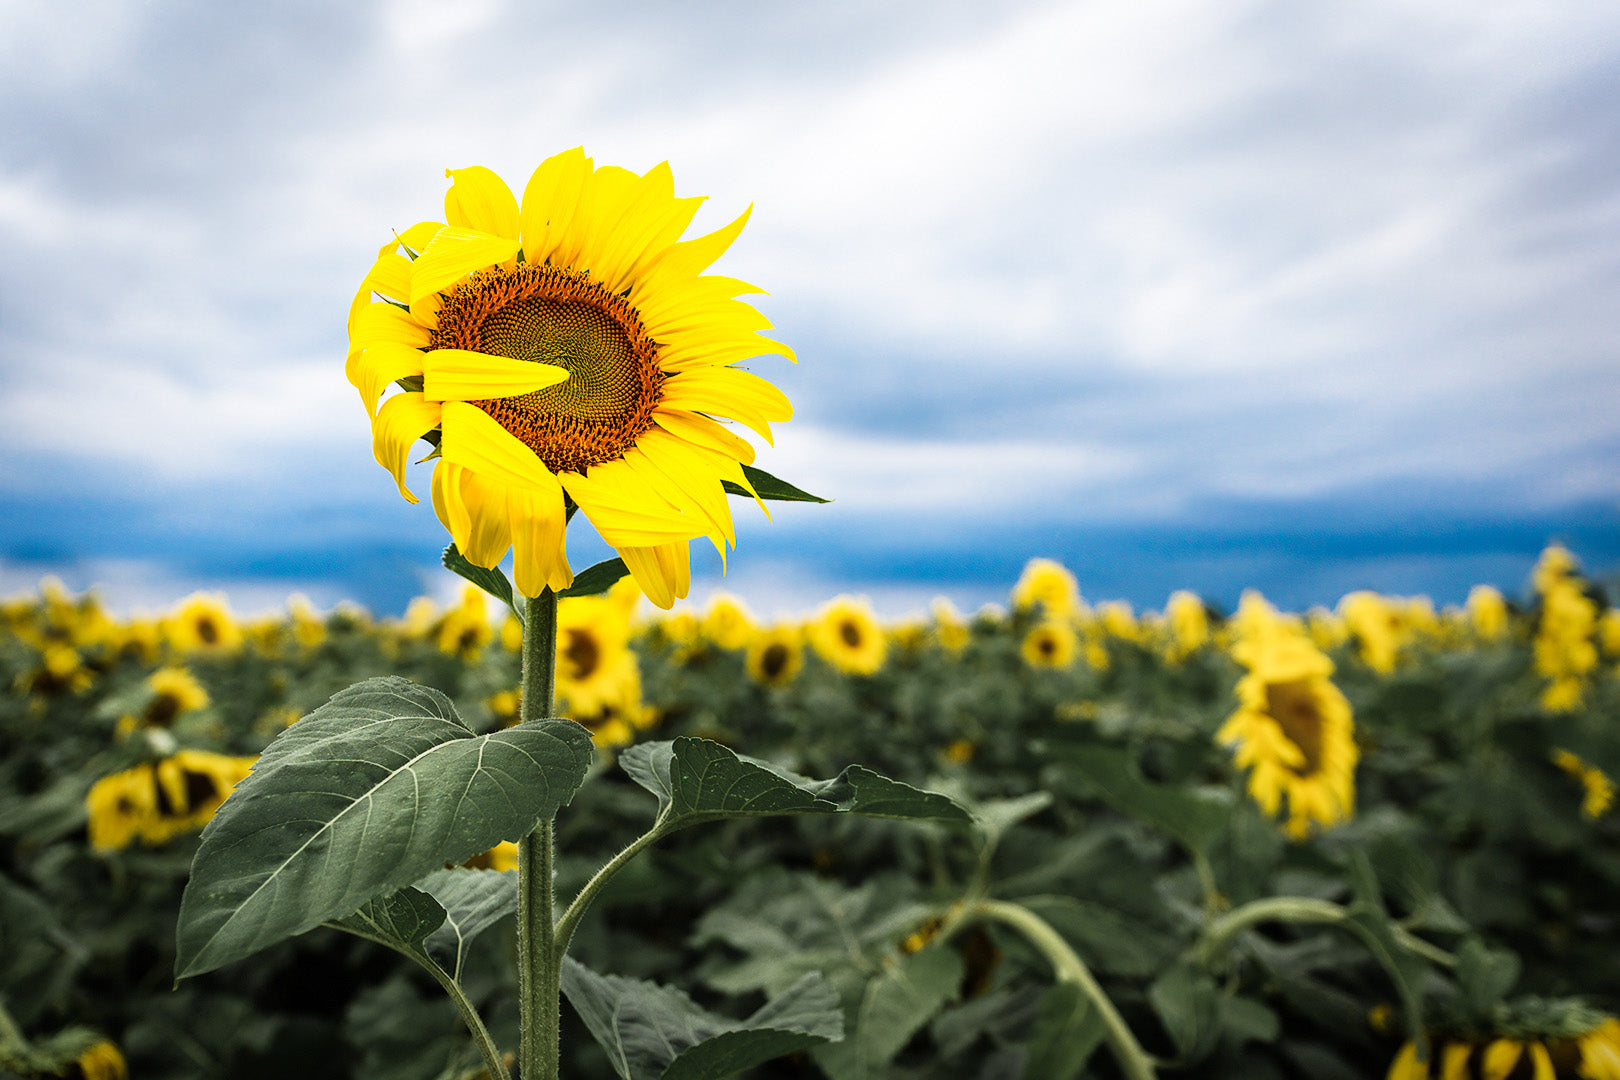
[2, 546, 1619, 1080]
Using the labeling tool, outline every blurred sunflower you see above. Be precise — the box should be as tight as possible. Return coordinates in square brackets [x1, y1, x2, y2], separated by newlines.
[1011, 558, 1080, 619]
[1217, 632, 1357, 839]
[555, 593, 638, 717]
[435, 584, 493, 658]
[347, 151, 793, 607]
[166, 593, 242, 655]
[86, 764, 159, 852]
[144, 750, 256, 844]
[1388, 1015, 1620, 1080]
[808, 597, 887, 676]
[1163, 590, 1210, 661]
[73, 1039, 129, 1080]
[117, 666, 210, 737]
[930, 598, 971, 654]
[745, 624, 803, 687]
[1552, 749, 1615, 820]
[1021, 620, 1077, 669]
[702, 593, 756, 650]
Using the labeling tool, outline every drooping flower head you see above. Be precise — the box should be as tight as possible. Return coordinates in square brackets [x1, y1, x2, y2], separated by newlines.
[347, 152, 793, 607]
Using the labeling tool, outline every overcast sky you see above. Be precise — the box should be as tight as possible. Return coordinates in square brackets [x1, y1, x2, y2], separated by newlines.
[2, 0, 1616, 618]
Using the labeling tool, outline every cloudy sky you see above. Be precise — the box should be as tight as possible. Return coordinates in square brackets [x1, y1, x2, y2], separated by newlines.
[2, 0, 1617, 618]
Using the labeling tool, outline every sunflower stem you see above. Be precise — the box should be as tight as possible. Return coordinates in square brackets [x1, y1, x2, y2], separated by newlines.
[517, 587, 560, 1080]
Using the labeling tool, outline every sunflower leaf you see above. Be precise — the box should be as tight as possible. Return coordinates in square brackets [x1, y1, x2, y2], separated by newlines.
[442, 543, 526, 625]
[724, 465, 829, 503]
[417, 868, 519, 981]
[325, 886, 445, 961]
[558, 558, 630, 599]
[560, 958, 842, 1080]
[1047, 743, 1232, 855]
[619, 737, 971, 831]
[175, 677, 592, 980]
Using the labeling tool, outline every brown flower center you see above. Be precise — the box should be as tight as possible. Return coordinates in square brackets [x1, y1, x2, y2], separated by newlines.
[761, 643, 789, 679]
[562, 627, 602, 681]
[1265, 678, 1325, 775]
[432, 264, 665, 473]
[840, 620, 863, 648]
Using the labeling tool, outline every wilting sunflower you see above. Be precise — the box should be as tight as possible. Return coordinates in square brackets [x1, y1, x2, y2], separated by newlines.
[808, 597, 887, 676]
[745, 624, 804, 687]
[347, 151, 793, 607]
[1217, 631, 1357, 839]
[1021, 620, 1077, 669]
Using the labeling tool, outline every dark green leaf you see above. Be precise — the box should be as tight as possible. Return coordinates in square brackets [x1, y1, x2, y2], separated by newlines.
[418, 868, 519, 980]
[558, 558, 630, 599]
[1456, 939, 1520, 1021]
[1017, 896, 1175, 977]
[620, 738, 971, 830]
[175, 677, 592, 979]
[442, 543, 526, 624]
[813, 945, 964, 1080]
[325, 887, 445, 959]
[1050, 744, 1232, 854]
[1149, 960, 1222, 1063]
[1023, 983, 1105, 1080]
[970, 792, 1053, 851]
[560, 958, 841, 1080]
[723, 464, 829, 503]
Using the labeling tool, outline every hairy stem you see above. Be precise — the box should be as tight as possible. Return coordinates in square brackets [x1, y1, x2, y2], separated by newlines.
[554, 822, 668, 960]
[518, 587, 560, 1080]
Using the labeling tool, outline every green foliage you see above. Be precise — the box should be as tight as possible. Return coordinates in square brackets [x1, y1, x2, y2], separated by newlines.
[175, 677, 593, 978]
[722, 464, 830, 503]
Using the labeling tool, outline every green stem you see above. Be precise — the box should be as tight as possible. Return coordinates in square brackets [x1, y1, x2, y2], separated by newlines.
[415, 951, 510, 1080]
[972, 899, 1158, 1080]
[1200, 896, 1457, 969]
[518, 588, 560, 1080]
[554, 822, 668, 959]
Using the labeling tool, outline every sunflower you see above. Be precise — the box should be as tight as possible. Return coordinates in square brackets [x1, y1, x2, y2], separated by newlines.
[1163, 590, 1210, 661]
[166, 592, 242, 655]
[143, 749, 256, 844]
[129, 666, 211, 733]
[745, 624, 804, 687]
[1021, 620, 1077, 669]
[71, 1039, 129, 1080]
[1217, 631, 1357, 839]
[435, 584, 493, 658]
[86, 764, 159, 852]
[702, 592, 756, 650]
[808, 597, 887, 676]
[554, 592, 639, 717]
[347, 152, 793, 608]
[930, 598, 971, 654]
[1011, 558, 1080, 619]
[1387, 1017, 1620, 1080]
[1552, 749, 1615, 820]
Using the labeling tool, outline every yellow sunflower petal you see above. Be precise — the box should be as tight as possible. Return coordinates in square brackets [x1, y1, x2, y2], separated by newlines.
[410, 227, 522, 307]
[439, 401, 556, 491]
[431, 461, 474, 553]
[378, 220, 445, 260]
[508, 480, 572, 597]
[422, 349, 569, 402]
[619, 541, 690, 610]
[1482, 1040, 1522, 1080]
[660, 367, 793, 444]
[459, 467, 514, 568]
[519, 147, 592, 267]
[347, 340, 427, 418]
[652, 408, 756, 466]
[348, 302, 431, 360]
[1440, 1043, 1471, 1080]
[445, 166, 520, 241]
[372, 393, 442, 503]
[347, 253, 415, 333]
[1526, 1043, 1555, 1080]
[658, 333, 796, 373]
[619, 440, 735, 547]
[651, 204, 750, 280]
[559, 460, 696, 548]
[586, 162, 704, 294]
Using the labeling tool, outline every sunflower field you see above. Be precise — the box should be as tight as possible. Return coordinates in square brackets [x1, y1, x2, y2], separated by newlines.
[2, 544, 1618, 1080]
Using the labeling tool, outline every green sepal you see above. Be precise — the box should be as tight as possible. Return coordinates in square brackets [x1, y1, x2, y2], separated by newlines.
[723, 464, 829, 503]
[442, 543, 526, 625]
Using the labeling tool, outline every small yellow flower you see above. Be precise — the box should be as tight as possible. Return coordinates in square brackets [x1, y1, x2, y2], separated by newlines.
[1467, 584, 1511, 642]
[930, 598, 971, 654]
[487, 689, 522, 727]
[701, 593, 756, 650]
[1163, 590, 1209, 660]
[1011, 558, 1080, 619]
[166, 592, 243, 655]
[1021, 620, 1077, 669]
[1533, 552, 1598, 712]
[808, 597, 887, 676]
[286, 593, 328, 651]
[942, 739, 976, 765]
[1339, 591, 1407, 674]
[1552, 749, 1615, 819]
[75, 1039, 129, 1080]
[745, 625, 804, 687]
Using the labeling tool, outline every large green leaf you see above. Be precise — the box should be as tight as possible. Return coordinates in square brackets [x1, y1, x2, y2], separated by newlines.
[1050, 743, 1232, 854]
[812, 944, 964, 1080]
[175, 677, 592, 979]
[442, 543, 526, 624]
[619, 738, 970, 830]
[1149, 960, 1223, 1063]
[418, 868, 518, 980]
[723, 464, 829, 503]
[561, 958, 842, 1080]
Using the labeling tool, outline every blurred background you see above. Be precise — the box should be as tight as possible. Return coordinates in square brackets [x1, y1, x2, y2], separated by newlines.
[2, 0, 1616, 618]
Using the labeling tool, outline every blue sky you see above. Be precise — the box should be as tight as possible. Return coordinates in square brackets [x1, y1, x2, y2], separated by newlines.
[2, 0, 1617, 619]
